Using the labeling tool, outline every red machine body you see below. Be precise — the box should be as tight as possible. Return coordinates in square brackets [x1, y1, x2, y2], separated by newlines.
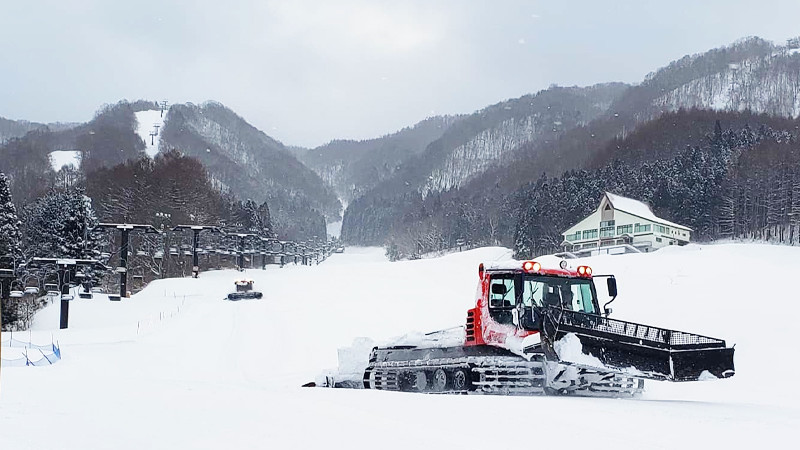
[466, 260, 592, 348]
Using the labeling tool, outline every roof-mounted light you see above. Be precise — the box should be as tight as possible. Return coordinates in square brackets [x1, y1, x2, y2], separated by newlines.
[577, 265, 593, 277]
[522, 261, 541, 273]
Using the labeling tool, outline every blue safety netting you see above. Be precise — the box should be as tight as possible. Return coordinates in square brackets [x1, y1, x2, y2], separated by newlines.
[0, 337, 61, 367]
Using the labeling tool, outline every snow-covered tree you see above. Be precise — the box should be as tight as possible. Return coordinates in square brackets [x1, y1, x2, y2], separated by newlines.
[243, 199, 262, 234]
[0, 172, 22, 263]
[239, 198, 275, 238]
[22, 188, 102, 260]
[257, 201, 274, 238]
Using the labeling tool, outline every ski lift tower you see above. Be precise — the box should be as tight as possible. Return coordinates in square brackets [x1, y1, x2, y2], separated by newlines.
[96, 223, 160, 298]
[171, 225, 224, 278]
[29, 258, 109, 329]
[0, 266, 12, 364]
[228, 233, 259, 271]
[0, 267, 14, 308]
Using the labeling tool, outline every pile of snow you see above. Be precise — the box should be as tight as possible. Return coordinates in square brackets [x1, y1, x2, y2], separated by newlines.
[554, 332, 605, 368]
[49, 150, 81, 171]
[2, 243, 799, 449]
[135, 109, 165, 158]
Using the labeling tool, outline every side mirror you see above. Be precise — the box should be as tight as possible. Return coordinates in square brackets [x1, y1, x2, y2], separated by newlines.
[607, 277, 618, 297]
[491, 284, 508, 295]
[604, 307, 613, 317]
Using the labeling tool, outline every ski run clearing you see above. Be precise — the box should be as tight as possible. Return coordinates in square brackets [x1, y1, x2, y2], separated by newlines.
[48, 150, 81, 171]
[135, 109, 165, 158]
[2, 243, 799, 449]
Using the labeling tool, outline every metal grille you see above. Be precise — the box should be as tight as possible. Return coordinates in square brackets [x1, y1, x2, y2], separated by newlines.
[465, 310, 476, 342]
[551, 307, 724, 347]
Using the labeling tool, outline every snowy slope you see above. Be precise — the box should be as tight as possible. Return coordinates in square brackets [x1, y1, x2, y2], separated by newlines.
[49, 150, 81, 171]
[421, 116, 537, 195]
[2, 244, 799, 449]
[135, 109, 165, 158]
[653, 49, 800, 118]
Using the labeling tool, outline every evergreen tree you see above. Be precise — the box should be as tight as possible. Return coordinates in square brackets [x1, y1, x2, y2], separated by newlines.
[62, 189, 102, 260]
[257, 201, 274, 238]
[0, 172, 22, 263]
[22, 188, 102, 260]
[0, 172, 22, 330]
[243, 199, 263, 235]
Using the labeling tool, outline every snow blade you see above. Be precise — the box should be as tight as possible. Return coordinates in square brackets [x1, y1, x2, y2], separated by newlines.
[540, 306, 735, 382]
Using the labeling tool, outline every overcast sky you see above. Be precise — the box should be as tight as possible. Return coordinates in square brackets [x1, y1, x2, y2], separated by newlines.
[1, 1, 799, 148]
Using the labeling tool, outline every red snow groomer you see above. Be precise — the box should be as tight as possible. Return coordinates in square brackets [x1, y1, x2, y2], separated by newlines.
[360, 259, 735, 396]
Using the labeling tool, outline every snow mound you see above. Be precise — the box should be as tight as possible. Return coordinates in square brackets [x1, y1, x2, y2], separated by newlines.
[554, 332, 605, 368]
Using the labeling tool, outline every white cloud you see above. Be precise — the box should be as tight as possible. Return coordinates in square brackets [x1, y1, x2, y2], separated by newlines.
[3, 1, 800, 147]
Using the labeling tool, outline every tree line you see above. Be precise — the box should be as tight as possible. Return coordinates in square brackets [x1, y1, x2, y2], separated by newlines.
[0, 149, 279, 329]
[343, 109, 800, 260]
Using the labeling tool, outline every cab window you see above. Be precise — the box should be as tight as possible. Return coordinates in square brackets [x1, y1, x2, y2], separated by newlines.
[488, 275, 515, 325]
[522, 275, 597, 314]
[574, 283, 596, 314]
[521, 278, 545, 307]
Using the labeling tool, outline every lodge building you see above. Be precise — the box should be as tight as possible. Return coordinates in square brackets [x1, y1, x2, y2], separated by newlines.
[560, 192, 691, 256]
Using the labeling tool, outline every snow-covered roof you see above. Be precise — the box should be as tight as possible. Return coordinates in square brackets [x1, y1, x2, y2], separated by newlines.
[605, 192, 691, 231]
[485, 255, 571, 272]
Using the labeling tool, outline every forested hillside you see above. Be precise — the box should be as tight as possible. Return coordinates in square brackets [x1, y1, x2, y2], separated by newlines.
[301, 115, 460, 203]
[341, 83, 628, 245]
[341, 36, 800, 258]
[513, 110, 800, 257]
[0, 100, 336, 241]
[161, 102, 340, 239]
[0, 101, 155, 204]
[360, 110, 800, 260]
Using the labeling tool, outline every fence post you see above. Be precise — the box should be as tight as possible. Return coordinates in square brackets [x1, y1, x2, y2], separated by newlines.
[39, 348, 52, 365]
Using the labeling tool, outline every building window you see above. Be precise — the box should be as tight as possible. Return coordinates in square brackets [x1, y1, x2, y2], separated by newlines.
[565, 232, 581, 241]
[655, 225, 666, 234]
[600, 220, 615, 228]
[582, 229, 598, 240]
[600, 226, 615, 238]
[634, 224, 651, 233]
[656, 237, 662, 243]
[616, 224, 633, 235]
